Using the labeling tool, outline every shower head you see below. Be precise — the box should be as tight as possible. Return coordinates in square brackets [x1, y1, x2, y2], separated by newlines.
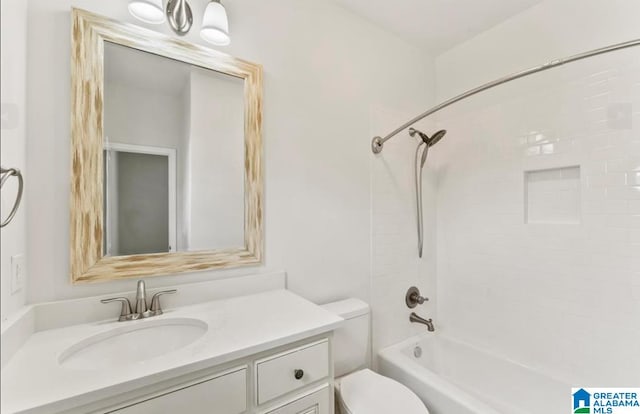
[407, 129, 447, 259]
[409, 128, 447, 147]
[429, 130, 447, 147]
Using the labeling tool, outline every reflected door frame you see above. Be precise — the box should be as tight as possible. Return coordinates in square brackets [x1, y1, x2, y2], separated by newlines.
[104, 141, 177, 254]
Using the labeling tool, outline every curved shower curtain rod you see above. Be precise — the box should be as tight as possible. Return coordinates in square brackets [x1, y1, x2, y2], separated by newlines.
[371, 38, 640, 154]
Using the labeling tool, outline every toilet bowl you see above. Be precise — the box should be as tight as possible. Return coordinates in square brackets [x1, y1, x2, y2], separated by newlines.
[336, 369, 429, 414]
[321, 299, 430, 414]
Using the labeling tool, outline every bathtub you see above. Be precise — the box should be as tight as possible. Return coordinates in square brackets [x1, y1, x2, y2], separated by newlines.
[378, 334, 569, 414]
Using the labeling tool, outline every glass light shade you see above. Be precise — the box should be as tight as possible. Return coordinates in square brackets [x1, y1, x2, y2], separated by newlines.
[200, 1, 230, 46]
[128, 0, 166, 25]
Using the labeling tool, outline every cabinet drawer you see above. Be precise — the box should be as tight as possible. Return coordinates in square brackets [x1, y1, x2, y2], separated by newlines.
[111, 367, 247, 414]
[256, 340, 329, 405]
[266, 386, 330, 414]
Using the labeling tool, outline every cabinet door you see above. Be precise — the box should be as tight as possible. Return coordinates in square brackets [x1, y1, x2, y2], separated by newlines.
[266, 386, 330, 414]
[111, 367, 247, 414]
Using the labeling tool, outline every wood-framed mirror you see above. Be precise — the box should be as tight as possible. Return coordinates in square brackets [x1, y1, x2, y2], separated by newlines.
[70, 8, 263, 283]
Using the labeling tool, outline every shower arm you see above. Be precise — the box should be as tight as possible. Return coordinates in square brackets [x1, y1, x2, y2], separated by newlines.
[371, 38, 640, 154]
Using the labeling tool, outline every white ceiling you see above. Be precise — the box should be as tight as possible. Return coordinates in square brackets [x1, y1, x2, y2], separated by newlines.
[333, 0, 543, 54]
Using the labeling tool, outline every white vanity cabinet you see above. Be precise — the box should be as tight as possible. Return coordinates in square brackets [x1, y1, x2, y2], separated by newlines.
[95, 336, 334, 414]
[265, 387, 330, 414]
[0, 289, 343, 414]
[110, 367, 247, 414]
[255, 340, 329, 404]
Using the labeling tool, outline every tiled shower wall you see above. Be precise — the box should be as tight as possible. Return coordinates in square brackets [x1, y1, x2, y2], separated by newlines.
[433, 47, 640, 385]
[370, 107, 437, 357]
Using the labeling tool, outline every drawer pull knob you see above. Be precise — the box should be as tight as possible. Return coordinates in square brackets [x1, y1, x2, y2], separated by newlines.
[294, 369, 304, 380]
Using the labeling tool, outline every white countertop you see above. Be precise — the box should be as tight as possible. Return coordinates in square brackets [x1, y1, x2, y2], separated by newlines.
[1, 289, 343, 414]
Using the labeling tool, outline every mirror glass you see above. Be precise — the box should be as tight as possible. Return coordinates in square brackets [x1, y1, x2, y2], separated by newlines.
[103, 42, 245, 256]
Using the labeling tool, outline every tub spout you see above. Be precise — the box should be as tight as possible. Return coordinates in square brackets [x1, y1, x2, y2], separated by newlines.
[410, 312, 435, 332]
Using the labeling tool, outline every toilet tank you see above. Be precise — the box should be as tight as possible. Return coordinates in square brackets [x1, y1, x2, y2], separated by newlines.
[321, 298, 370, 377]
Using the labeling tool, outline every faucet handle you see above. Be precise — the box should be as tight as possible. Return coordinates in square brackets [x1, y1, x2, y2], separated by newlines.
[150, 290, 177, 315]
[406, 286, 428, 308]
[101, 297, 133, 321]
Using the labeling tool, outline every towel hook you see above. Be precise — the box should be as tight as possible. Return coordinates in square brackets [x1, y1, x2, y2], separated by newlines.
[1, 166, 24, 228]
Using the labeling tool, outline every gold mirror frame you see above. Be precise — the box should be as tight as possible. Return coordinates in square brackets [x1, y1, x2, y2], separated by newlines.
[70, 9, 263, 283]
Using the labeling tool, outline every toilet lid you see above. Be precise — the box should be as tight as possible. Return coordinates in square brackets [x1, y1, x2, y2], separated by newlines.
[339, 369, 429, 414]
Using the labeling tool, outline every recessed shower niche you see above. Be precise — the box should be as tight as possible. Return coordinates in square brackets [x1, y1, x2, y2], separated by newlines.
[524, 166, 581, 224]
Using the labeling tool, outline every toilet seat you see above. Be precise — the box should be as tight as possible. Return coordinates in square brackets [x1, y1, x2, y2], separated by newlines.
[336, 369, 429, 414]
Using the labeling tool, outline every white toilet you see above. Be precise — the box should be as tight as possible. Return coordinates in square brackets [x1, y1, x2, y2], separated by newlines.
[322, 299, 430, 414]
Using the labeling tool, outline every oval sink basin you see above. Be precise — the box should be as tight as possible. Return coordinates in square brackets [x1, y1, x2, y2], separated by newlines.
[59, 318, 208, 370]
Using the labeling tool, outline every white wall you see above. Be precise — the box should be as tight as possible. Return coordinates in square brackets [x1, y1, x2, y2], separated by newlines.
[25, 0, 435, 315]
[436, 0, 640, 100]
[188, 68, 244, 250]
[1, 0, 28, 321]
[433, 0, 640, 385]
[104, 82, 187, 254]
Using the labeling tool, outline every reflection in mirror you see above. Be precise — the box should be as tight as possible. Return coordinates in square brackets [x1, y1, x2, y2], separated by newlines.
[103, 42, 245, 256]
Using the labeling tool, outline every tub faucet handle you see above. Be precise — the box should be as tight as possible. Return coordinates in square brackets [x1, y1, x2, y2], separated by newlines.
[406, 286, 428, 308]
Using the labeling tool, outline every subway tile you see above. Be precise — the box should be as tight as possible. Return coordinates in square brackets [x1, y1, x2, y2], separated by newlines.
[628, 171, 640, 185]
[434, 51, 640, 386]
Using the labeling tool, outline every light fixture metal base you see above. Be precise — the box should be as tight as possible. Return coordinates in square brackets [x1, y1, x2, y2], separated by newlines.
[166, 0, 193, 35]
[371, 136, 384, 154]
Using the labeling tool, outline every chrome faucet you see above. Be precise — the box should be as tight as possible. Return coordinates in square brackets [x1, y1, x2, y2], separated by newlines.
[410, 312, 435, 332]
[101, 280, 177, 321]
[134, 280, 150, 318]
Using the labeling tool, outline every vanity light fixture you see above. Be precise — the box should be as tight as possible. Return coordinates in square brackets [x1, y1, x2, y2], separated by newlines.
[128, 0, 166, 25]
[200, 0, 230, 46]
[128, 0, 230, 46]
[166, 0, 194, 35]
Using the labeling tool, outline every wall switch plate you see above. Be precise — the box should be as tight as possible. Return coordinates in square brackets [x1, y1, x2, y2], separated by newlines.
[11, 254, 25, 294]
